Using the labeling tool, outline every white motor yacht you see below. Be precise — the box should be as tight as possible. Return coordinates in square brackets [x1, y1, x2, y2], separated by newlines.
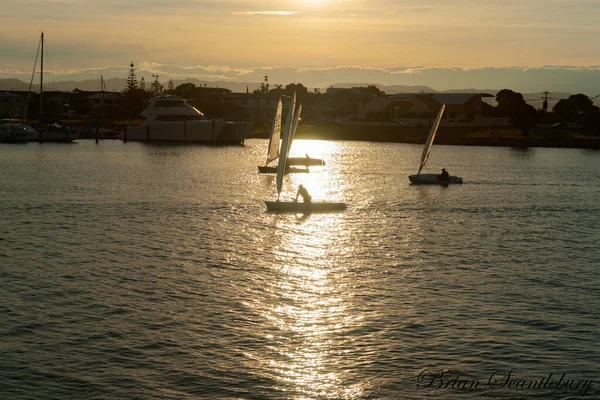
[122, 96, 252, 144]
[218, 120, 255, 144]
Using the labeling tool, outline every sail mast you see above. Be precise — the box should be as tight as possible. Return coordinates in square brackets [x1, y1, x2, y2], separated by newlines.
[40, 31, 44, 119]
[275, 91, 296, 199]
[287, 103, 302, 156]
[101, 75, 105, 122]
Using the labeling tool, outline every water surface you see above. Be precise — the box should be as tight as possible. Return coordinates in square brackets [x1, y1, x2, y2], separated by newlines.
[1, 139, 599, 399]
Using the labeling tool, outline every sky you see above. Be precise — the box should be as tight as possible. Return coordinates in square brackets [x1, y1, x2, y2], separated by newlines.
[1, 0, 600, 94]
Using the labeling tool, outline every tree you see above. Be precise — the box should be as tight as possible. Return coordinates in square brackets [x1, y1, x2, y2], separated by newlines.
[358, 85, 385, 97]
[284, 83, 308, 96]
[569, 94, 596, 113]
[167, 79, 175, 92]
[269, 84, 284, 94]
[123, 62, 138, 94]
[553, 98, 578, 122]
[496, 89, 525, 117]
[257, 80, 271, 93]
[150, 74, 163, 95]
[553, 94, 598, 122]
[139, 76, 146, 91]
[510, 104, 537, 137]
[121, 62, 151, 117]
[175, 82, 196, 98]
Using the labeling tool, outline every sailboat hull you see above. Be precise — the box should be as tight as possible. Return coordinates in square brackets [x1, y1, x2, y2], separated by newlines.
[30, 129, 78, 143]
[287, 157, 325, 166]
[123, 120, 225, 142]
[265, 201, 346, 213]
[258, 165, 310, 174]
[409, 174, 463, 184]
[217, 121, 255, 144]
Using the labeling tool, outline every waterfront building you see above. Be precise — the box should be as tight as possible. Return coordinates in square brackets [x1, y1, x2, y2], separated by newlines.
[0, 92, 27, 119]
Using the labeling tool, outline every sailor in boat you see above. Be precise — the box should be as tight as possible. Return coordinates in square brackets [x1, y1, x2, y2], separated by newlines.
[294, 184, 312, 203]
[439, 168, 450, 181]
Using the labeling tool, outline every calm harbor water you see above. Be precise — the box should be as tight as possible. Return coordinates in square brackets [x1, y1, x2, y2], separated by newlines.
[1, 139, 599, 399]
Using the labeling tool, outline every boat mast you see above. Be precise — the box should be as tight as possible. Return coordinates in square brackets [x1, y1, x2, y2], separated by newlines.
[101, 75, 105, 121]
[40, 31, 44, 119]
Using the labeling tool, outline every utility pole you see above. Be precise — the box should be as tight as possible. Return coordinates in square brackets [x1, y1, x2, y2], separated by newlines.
[541, 91, 551, 113]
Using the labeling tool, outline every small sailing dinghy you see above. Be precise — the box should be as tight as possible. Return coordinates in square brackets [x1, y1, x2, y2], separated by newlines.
[408, 104, 463, 185]
[287, 156, 325, 167]
[257, 94, 309, 174]
[265, 94, 346, 213]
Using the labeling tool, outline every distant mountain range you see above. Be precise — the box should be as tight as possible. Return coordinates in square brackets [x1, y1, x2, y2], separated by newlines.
[0, 77, 495, 95]
[0, 78, 569, 108]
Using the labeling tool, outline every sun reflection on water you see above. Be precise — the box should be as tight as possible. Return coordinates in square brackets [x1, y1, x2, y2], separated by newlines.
[288, 139, 339, 160]
[275, 140, 346, 203]
[250, 212, 368, 398]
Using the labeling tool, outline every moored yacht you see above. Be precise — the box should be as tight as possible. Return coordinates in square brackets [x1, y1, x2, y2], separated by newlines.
[34, 122, 78, 143]
[0, 123, 35, 143]
[0, 118, 77, 143]
[218, 120, 255, 144]
[121, 96, 253, 144]
[23, 32, 78, 143]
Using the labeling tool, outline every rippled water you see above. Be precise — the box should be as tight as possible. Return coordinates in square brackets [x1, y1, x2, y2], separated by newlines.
[1, 139, 599, 399]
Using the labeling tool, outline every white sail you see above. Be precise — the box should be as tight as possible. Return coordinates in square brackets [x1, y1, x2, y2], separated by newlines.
[266, 97, 283, 165]
[286, 104, 302, 157]
[276, 92, 296, 197]
[418, 103, 445, 175]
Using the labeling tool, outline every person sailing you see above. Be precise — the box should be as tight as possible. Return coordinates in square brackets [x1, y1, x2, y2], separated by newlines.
[439, 168, 450, 181]
[295, 184, 312, 203]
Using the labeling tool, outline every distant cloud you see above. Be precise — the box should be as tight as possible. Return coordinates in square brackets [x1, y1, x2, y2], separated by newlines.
[135, 62, 256, 80]
[232, 11, 297, 16]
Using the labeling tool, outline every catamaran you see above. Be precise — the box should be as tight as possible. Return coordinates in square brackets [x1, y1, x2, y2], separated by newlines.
[408, 104, 463, 184]
[264, 93, 346, 213]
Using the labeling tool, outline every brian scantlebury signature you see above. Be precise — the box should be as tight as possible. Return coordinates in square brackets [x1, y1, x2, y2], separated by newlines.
[417, 369, 593, 397]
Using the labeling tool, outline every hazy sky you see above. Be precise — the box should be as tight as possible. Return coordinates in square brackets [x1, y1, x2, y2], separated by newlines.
[1, 0, 600, 93]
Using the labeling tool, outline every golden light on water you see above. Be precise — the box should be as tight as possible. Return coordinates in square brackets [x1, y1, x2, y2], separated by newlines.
[288, 139, 337, 159]
[247, 208, 368, 398]
[284, 140, 346, 203]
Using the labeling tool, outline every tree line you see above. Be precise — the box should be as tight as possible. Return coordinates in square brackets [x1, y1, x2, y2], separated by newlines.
[495, 89, 600, 136]
[119, 62, 600, 135]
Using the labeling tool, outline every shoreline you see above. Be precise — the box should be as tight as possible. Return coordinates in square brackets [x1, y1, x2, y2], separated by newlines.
[248, 125, 600, 150]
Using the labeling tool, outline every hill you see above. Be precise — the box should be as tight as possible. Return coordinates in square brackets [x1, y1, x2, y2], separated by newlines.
[0, 78, 570, 108]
